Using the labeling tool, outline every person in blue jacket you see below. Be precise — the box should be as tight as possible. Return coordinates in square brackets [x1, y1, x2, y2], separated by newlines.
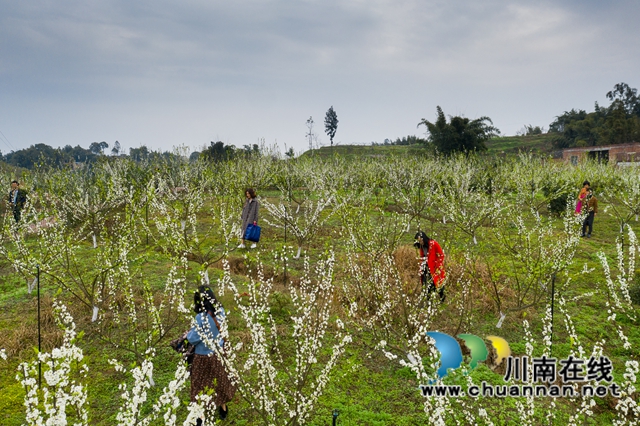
[187, 285, 236, 422]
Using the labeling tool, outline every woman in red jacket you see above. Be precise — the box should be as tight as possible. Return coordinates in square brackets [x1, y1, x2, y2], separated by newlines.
[415, 231, 446, 302]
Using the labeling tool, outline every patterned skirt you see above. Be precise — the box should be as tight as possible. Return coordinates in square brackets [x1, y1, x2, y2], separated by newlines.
[190, 353, 237, 407]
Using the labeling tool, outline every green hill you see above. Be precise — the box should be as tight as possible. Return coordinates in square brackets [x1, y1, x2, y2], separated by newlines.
[302, 133, 559, 158]
[484, 133, 558, 154]
[300, 143, 424, 159]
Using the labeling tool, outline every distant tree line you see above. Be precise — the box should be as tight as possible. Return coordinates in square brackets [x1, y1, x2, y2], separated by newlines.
[370, 135, 428, 146]
[550, 82, 640, 148]
[0, 140, 262, 169]
[516, 124, 545, 136]
[198, 141, 261, 162]
[1, 144, 99, 169]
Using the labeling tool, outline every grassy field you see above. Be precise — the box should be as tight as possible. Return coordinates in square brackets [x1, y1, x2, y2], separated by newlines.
[0, 155, 638, 425]
[485, 134, 558, 155]
[302, 133, 558, 159]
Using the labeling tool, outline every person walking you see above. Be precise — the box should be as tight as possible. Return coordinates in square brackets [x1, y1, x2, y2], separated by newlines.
[239, 188, 259, 249]
[414, 231, 446, 302]
[575, 180, 590, 215]
[8, 180, 27, 223]
[187, 285, 236, 423]
[581, 188, 598, 238]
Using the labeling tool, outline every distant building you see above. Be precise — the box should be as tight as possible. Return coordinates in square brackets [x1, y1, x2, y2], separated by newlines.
[562, 142, 640, 165]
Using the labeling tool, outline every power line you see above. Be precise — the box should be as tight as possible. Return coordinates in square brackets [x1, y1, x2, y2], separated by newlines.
[0, 128, 17, 152]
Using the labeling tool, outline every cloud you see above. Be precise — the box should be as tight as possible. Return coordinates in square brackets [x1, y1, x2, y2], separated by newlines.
[1, 0, 639, 151]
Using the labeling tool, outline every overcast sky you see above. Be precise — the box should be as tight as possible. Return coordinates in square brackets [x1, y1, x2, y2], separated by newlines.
[1, 0, 638, 155]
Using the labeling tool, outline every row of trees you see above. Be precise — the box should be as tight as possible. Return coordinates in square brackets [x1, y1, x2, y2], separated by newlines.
[313, 104, 500, 155]
[416, 82, 640, 154]
[4, 83, 638, 170]
[2, 152, 638, 424]
[550, 82, 640, 148]
[5, 152, 640, 314]
[0, 142, 187, 169]
[0, 141, 266, 170]
[1, 143, 99, 169]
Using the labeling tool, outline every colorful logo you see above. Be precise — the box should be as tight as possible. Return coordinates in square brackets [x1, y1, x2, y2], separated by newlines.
[426, 332, 511, 380]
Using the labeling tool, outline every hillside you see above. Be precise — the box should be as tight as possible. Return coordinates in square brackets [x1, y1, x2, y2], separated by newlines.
[484, 133, 558, 154]
[303, 133, 559, 158]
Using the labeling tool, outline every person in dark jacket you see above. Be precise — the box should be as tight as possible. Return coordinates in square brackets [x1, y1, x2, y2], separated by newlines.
[581, 188, 598, 238]
[414, 231, 446, 302]
[239, 188, 259, 249]
[8, 180, 27, 223]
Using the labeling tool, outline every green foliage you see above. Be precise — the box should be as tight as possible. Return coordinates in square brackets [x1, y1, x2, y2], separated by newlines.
[546, 192, 570, 215]
[549, 82, 640, 148]
[1, 154, 639, 425]
[418, 106, 500, 155]
[541, 176, 573, 215]
[89, 141, 109, 155]
[201, 141, 236, 162]
[391, 135, 428, 145]
[631, 273, 640, 305]
[285, 147, 295, 158]
[324, 106, 339, 146]
[111, 141, 121, 156]
[607, 82, 640, 116]
[1, 143, 191, 170]
[3, 143, 97, 169]
[517, 124, 545, 136]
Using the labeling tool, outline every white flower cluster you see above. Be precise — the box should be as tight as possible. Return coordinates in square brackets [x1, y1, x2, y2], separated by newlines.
[14, 298, 200, 426]
[261, 192, 337, 259]
[437, 160, 505, 246]
[17, 301, 88, 426]
[213, 250, 351, 426]
[613, 360, 640, 425]
[496, 206, 582, 310]
[557, 295, 585, 359]
[596, 226, 638, 350]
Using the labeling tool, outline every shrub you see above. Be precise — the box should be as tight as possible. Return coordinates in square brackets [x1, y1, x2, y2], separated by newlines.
[630, 273, 640, 305]
[542, 179, 573, 215]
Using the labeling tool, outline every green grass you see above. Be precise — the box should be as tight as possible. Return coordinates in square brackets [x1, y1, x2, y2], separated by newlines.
[301, 143, 424, 159]
[485, 134, 558, 154]
[1, 159, 639, 425]
[299, 133, 559, 159]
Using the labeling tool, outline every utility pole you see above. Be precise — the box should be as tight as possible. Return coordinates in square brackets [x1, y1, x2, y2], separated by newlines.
[306, 116, 314, 152]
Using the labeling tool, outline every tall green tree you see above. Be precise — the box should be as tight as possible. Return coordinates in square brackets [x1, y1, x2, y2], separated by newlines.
[201, 141, 235, 162]
[111, 140, 121, 156]
[129, 145, 150, 161]
[550, 83, 640, 148]
[606, 82, 640, 117]
[418, 106, 500, 155]
[89, 141, 109, 155]
[324, 106, 338, 146]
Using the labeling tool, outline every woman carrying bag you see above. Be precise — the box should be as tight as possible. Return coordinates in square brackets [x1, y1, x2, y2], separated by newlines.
[187, 285, 236, 422]
[238, 188, 259, 249]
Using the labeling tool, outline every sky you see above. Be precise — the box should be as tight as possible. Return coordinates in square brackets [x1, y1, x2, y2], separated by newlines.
[1, 0, 639, 156]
